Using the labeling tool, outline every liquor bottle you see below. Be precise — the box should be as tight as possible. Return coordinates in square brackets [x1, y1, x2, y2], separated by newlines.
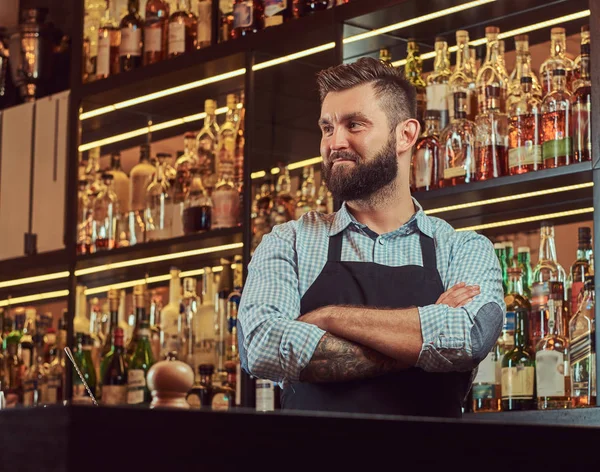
[173, 132, 199, 204]
[568, 227, 593, 316]
[506, 35, 542, 111]
[263, 0, 293, 28]
[143, 0, 169, 65]
[3, 312, 25, 408]
[196, 99, 220, 194]
[119, 0, 143, 72]
[83, 0, 106, 82]
[183, 168, 213, 233]
[106, 152, 131, 215]
[536, 283, 571, 410]
[47, 314, 66, 405]
[295, 166, 316, 219]
[101, 327, 129, 405]
[404, 39, 427, 127]
[197, 0, 212, 48]
[413, 110, 441, 191]
[168, 0, 197, 58]
[217, 94, 238, 179]
[219, 0, 234, 42]
[449, 30, 477, 122]
[540, 27, 574, 97]
[476, 26, 508, 114]
[101, 289, 121, 360]
[530, 281, 563, 354]
[181, 278, 199, 373]
[226, 289, 240, 363]
[74, 285, 91, 335]
[572, 42, 591, 163]
[569, 276, 596, 407]
[97, 0, 121, 79]
[187, 363, 234, 409]
[573, 25, 590, 88]
[441, 91, 476, 186]
[426, 37, 451, 130]
[231, 0, 264, 39]
[145, 154, 173, 241]
[475, 85, 508, 181]
[256, 378, 277, 411]
[149, 292, 163, 361]
[23, 334, 48, 407]
[77, 178, 93, 255]
[19, 308, 36, 369]
[88, 298, 104, 378]
[234, 98, 245, 191]
[160, 268, 184, 359]
[494, 242, 508, 294]
[541, 69, 573, 168]
[293, 0, 328, 17]
[315, 180, 332, 215]
[212, 172, 240, 229]
[379, 47, 392, 65]
[92, 173, 119, 251]
[507, 76, 543, 175]
[130, 144, 156, 213]
[194, 268, 218, 367]
[533, 222, 567, 285]
[517, 246, 533, 299]
[72, 333, 98, 405]
[126, 285, 143, 358]
[127, 284, 155, 404]
[216, 262, 234, 374]
[501, 269, 535, 411]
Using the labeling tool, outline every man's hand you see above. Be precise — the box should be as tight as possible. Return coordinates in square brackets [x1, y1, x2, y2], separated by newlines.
[436, 282, 480, 308]
[298, 307, 330, 330]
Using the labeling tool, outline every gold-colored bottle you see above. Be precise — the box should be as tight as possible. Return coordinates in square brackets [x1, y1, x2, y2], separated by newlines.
[404, 39, 427, 127]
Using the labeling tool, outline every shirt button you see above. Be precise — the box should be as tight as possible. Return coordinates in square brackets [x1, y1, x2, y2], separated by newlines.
[378, 239, 385, 245]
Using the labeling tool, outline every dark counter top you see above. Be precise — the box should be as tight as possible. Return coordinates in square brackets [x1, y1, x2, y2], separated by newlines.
[1, 406, 600, 471]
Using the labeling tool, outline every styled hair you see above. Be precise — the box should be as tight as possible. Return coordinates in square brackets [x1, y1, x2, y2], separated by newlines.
[316, 56, 417, 130]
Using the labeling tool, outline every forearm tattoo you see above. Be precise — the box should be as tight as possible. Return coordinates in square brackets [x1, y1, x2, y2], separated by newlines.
[299, 332, 404, 383]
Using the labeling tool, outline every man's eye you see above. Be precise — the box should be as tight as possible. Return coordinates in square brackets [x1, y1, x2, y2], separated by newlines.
[348, 122, 361, 129]
[323, 126, 333, 134]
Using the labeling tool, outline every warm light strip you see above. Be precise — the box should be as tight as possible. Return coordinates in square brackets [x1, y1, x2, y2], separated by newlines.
[253, 42, 336, 71]
[271, 168, 281, 175]
[288, 156, 323, 170]
[343, 0, 496, 44]
[424, 182, 594, 215]
[78, 107, 229, 151]
[0, 290, 70, 308]
[0, 271, 70, 289]
[83, 265, 227, 295]
[74, 242, 243, 277]
[79, 68, 246, 120]
[456, 207, 594, 232]
[391, 11, 590, 68]
[251, 170, 267, 180]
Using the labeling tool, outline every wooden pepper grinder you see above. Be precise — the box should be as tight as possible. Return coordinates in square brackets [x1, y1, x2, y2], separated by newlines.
[146, 352, 194, 409]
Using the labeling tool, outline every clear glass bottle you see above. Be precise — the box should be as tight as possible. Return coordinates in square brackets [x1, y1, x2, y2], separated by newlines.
[315, 180, 332, 215]
[149, 292, 163, 362]
[119, 0, 143, 72]
[19, 308, 36, 369]
[183, 169, 213, 233]
[180, 278, 199, 374]
[212, 172, 240, 229]
[568, 227, 593, 316]
[219, 0, 235, 42]
[77, 178, 93, 255]
[413, 110, 441, 191]
[97, 0, 121, 79]
[426, 37, 451, 130]
[533, 221, 567, 286]
[101, 327, 129, 405]
[234, 98, 245, 191]
[217, 94, 238, 180]
[501, 267, 535, 411]
[196, 99, 220, 194]
[542, 68, 573, 168]
[197, 0, 212, 48]
[272, 167, 295, 223]
[145, 154, 173, 241]
[573, 25, 590, 89]
[106, 151, 131, 215]
[517, 246, 533, 299]
[174, 132, 199, 204]
[404, 38, 427, 127]
[160, 268, 184, 359]
[569, 275, 596, 407]
[130, 144, 156, 213]
[231, 0, 264, 39]
[476, 26, 509, 114]
[449, 30, 477, 122]
[92, 173, 119, 251]
[23, 334, 48, 407]
[506, 35, 542, 111]
[263, 0, 293, 28]
[168, 0, 198, 58]
[47, 314, 66, 405]
[572, 42, 591, 163]
[472, 334, 502, 413]
[475, 85, 508, 181]
[540, 27, 574, 97]
[441, 91, 476, 186]
[295, 166, 316, 219]
[143, 0, 169, 65]
[508, 76, 543, 175]
[193, 269, 218, 367]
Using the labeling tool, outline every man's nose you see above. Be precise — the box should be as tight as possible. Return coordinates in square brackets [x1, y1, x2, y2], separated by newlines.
[329, 127, 349, 151]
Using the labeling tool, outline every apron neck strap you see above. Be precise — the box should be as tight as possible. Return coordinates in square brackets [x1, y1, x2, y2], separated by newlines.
[328, 231, 344, 262]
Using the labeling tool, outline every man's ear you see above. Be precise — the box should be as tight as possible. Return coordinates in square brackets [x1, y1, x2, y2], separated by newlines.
[395, 119, 421, 155]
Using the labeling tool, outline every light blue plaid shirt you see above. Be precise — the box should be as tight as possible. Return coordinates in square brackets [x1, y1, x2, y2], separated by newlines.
[238, 198, 505, 385]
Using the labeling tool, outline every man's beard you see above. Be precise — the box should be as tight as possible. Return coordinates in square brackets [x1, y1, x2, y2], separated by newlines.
[322, 135, 398, 204]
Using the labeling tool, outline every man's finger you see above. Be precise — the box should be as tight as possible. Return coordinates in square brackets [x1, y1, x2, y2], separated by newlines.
[440, 287, 480, 307]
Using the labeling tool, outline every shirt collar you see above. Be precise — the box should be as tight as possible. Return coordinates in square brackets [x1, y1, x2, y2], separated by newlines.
[328, 197, 433, 238]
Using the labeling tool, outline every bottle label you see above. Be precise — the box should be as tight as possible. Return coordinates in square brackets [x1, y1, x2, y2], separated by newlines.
[120, 27, 142, 56]
[197, 1, 212, 43]
[426, 83, 449, 111]
[187, 393, 202, 408]
[72, 384, 94, 404]
[570, 331, 593, 369]
[474, 351, 496, 384]
[501, 365, 534, 399]
[233, 1, 254, 29]
[168, 22, 186, 55]
[508, 145, 542, 168]
[128, 369, 146, 388]
[414, 147, 434, 189]
[573, 103, 592, 152]
[211, 392, 231, 411]
[102, 385, 128, 405]
[536, 350, 566, 397]
[264, 0, 287, 16]
[504, 311, 516, 334]
[443, 166, 466, 179]
[23, 388, 34, 407]
[47, 377, 61, 404]
[131, 173, 151, 211]
[542, 137, 573, 160]
[21, 350, 32, 369]
[97, 33, 110, 77]
[144, 26, 162, 52]
[212, 188, 240, 228]
[472, 384, 496, 400]
[255, 379, 275, 411]
[571, 281, 585, 314]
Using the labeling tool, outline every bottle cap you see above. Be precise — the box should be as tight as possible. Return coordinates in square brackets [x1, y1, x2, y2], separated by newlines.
[485, 85, 500, 98]
[435, 36, 446, 43]
[578, 226, 592, 243]
[494, 242, 504, 249]
[424, 109, 441, 120]
[517, 246, 530, 253]
[581, 43, 590, 55]
[520, 76, 533, 84]
[553, 68, 566, 76]
[551, 27, 565, 35]
[456, 30, 469, 39]
[582, 24, 590, 32]
[485, 26, 499, 35]
[514, 34, 529, 42]
[198, 364, 215, 376]
[184, 131, 195, 139]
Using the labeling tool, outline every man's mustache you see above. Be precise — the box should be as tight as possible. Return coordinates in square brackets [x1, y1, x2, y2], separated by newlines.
[326, 151, 361, 167]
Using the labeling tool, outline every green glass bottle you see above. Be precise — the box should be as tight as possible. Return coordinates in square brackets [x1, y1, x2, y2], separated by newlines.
[501, 265, 535, 411]
[72, 333, 98, 405]
[101, 327, 128, 406]
[517, 246, 533, 299]
[127, 284, 155, 405]
[494, 242, 508, 294]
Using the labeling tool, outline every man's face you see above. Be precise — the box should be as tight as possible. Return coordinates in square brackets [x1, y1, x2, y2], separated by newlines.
[319, 83, 398, 202]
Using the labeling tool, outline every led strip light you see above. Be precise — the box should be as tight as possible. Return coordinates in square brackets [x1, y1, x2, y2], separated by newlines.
[0, 271, 70, 290]
[0, 290, 70, 308]
[251, 156, 323, 180]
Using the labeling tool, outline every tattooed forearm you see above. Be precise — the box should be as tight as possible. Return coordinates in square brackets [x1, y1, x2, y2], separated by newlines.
[299, 332, 407, 383]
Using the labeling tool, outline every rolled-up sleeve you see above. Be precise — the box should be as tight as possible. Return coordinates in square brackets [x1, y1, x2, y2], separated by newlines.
[416, 232, 505, 372]
[237, 223, 326, 383]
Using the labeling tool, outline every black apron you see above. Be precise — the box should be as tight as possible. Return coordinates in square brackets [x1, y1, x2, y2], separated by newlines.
[281, 230, 473, 418]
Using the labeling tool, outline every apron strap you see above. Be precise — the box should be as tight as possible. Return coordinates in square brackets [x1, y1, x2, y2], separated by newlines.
[419, 232, 437, 270]
[328, 232, 344, 262]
